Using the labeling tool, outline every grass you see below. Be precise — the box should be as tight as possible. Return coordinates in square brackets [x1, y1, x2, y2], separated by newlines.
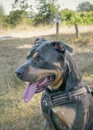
[0, 31, 93, 130]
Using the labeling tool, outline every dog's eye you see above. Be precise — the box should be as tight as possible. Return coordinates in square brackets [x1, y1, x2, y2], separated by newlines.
[35, 56, 44, 63]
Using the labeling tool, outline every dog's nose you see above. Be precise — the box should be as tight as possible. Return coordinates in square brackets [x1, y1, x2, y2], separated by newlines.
[15, 67, 24, 79]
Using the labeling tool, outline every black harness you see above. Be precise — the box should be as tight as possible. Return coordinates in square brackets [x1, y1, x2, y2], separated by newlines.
[41, 86, 91, 130]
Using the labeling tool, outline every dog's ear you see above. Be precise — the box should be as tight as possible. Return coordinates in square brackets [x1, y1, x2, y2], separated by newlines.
[51, 41, 66, 55]
[28, 38, 47, 58]
[60, 41, 73, 53]
[34, 37, 47, 45]
[51, 41, 73, 55]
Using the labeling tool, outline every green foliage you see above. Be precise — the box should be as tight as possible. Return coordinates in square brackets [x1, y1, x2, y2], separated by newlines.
[34, 0, 59, 25]
[0, 1, 93, 28]
[12, 0, 31, 11]
[0, 4, 6, 28]
[79, 11, 93, 24]
[61, 9, 75, 24]
[61, 9, 93, 25]
[0, 4, 4, 14]
[77, 1, 93, 12]
[5, 10, 28, 27]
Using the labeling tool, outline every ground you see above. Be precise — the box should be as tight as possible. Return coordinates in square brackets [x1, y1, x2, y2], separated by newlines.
[0, 25, 93, 130]
[0, 25, 93, 39]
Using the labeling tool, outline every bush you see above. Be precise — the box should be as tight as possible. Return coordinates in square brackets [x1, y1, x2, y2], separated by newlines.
[5, 10, 28, 27]
[0, 4, 6, 28]
[79, 11, 93, 24]
[61, 9, 93, 25]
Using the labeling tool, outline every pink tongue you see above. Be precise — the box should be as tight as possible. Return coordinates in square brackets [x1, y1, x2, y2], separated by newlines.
[23, 82, 38, 102]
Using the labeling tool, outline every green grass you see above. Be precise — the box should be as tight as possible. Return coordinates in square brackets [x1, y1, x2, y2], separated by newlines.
[0, 32, 93, 130]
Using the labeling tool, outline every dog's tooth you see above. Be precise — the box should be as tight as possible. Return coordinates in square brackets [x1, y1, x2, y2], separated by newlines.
[39, 82, 44, 86]
[38, 77, 49, 87]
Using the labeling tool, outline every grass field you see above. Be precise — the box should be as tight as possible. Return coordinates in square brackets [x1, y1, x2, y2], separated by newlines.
[0, 32, 93, 130]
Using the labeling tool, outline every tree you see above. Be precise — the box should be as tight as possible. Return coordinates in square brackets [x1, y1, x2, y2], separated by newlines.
[0, 4, 4, 15]
[77, 2, 93, 12]
[34, 0, 59, 25]
[6, 10, 28, 26]
[62, 9, 75, 23]
[12, 0, 31, 11]
[11, 0, 59, 25]
[0, 4, 5, 28]
[61, 9, 81, 38]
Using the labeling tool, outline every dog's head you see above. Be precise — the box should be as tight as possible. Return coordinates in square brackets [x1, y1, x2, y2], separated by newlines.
[16, 38, 80, 102]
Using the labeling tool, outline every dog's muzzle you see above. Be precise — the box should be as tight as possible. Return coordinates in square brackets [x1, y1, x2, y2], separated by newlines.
[15, 67, 25, 79]
[15, 66, 56, 102]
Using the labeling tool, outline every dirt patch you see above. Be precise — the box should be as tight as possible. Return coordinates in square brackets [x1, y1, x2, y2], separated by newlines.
[0, 25, 93, 40]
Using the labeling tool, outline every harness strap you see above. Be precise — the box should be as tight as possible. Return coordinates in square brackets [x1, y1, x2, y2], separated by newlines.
[41, 87, 88, 130]
[51, 87, 87, 106]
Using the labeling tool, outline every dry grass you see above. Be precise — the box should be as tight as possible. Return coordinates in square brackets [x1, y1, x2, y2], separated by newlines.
[0, 31, 93, 130]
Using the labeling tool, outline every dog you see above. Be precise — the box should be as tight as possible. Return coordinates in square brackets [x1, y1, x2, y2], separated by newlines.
[16, 38, 93, 130]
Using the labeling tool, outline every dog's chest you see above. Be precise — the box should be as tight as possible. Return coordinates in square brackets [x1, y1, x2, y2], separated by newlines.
[52, 105, 76, 128]
[41, 91, 77, 129]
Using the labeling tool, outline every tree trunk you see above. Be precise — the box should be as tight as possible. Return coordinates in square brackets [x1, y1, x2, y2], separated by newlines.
[56, 22, 59, 40]
[74, 24, 79, 39]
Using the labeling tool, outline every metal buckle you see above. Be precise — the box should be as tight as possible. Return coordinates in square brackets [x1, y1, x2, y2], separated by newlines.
[43, 99, 48, 106]
[85, 85, 91, 93]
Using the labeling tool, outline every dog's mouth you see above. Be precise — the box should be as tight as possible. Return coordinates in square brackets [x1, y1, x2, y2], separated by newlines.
[23, 74, 56, 102]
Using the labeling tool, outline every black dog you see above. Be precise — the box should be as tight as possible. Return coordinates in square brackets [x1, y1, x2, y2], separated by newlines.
[16, 38, 93, 130]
